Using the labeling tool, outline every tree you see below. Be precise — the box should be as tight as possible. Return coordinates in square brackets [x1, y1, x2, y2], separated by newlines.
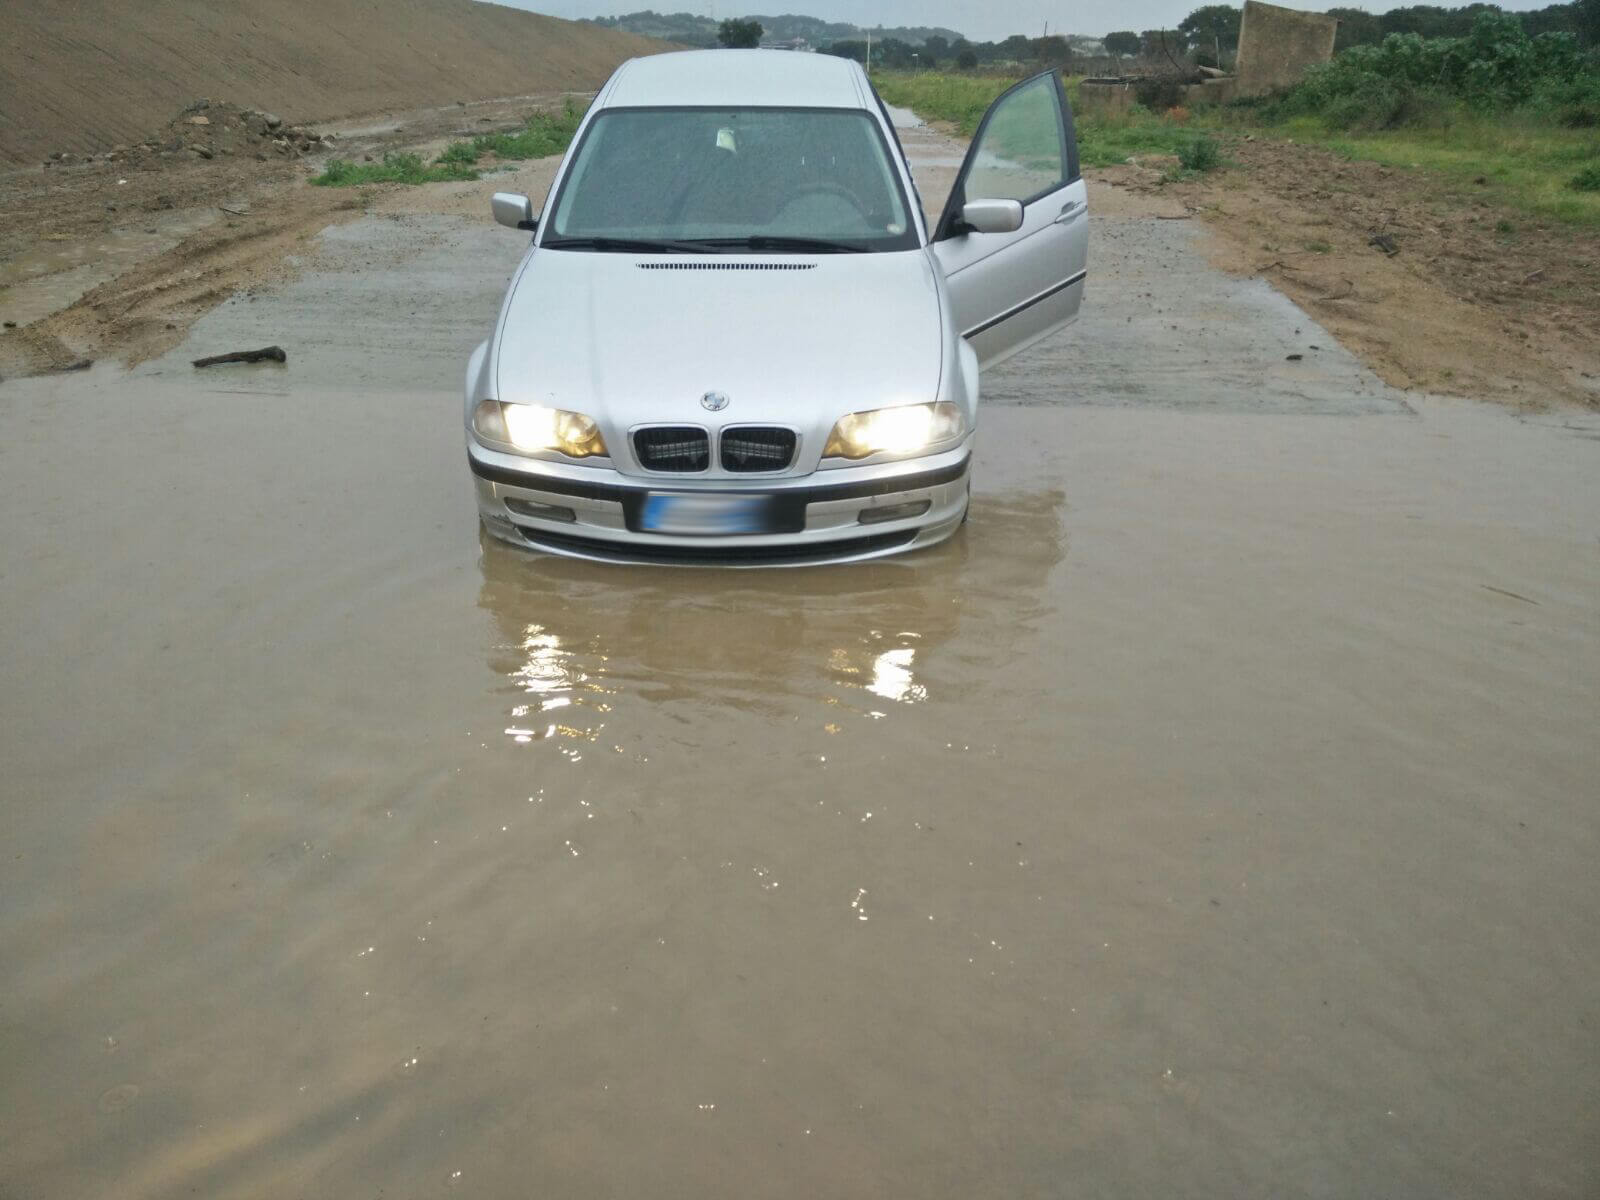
[1327, 6, 1383, 50]
[717, 18, 763, 48]
[956, 47, 979, 69]
[1032, 34, 1072, 64]
[1177, 5, 1241, 58]
[1140, 28, 1190, 60]
[923, 34, 950, 64]
[994, 33, 1034, 61]
[1103, 30, 1141, 58]
[1576, 0, 1599, 45]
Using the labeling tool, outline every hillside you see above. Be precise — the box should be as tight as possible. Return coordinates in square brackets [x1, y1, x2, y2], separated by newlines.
[584, 11, 964, 49]
[0, 0, 665, 165]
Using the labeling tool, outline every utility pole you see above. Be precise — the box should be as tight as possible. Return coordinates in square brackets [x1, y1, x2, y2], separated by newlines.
[866, 30, 872, 74]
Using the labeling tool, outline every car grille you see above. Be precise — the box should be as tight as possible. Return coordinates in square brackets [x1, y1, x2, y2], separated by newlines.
[519, 528, 916, 565]
[720, 427, 797, 472]
[634, 426, 709, 472]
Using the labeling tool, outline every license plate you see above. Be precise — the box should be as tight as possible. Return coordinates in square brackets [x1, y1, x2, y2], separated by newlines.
[640, 493, 775, 535]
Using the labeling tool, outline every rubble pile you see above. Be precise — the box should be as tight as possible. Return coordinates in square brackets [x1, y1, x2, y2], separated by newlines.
[44, 99, 334, 168]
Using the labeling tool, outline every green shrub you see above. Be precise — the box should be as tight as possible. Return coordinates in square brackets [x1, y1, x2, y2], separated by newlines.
[1134, 75, 1187, 112]
[1569, 164, 1600, 191]
[435, 140, 479, 165]
[1263, 13, 1596, 128]
[1177, 134, 1222, 170]
[1530, 73, 1600, 127]
[310, 152, 479, 186]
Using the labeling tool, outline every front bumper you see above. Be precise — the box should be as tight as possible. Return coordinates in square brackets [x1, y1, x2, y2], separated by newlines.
[467, 438, 973, 566]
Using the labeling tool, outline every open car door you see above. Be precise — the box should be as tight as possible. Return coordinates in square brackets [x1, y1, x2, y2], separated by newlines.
[931, 71, 1087, 370]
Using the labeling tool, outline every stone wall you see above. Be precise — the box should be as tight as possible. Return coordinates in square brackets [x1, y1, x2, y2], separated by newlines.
[1233, 0, 1338, 97]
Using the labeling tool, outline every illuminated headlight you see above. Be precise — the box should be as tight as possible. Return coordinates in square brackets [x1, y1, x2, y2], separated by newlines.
[823, 402, 965, 460]
[472, 400, 607, 459]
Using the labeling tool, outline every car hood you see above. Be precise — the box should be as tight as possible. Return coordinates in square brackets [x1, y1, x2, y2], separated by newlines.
[493, 248, 945, 463]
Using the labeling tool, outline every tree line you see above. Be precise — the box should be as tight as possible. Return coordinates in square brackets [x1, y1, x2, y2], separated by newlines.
[602, 2, 1600, 69]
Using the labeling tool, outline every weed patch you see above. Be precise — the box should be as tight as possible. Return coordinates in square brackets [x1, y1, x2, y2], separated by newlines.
[443, 101, 586, 165]
[1178, 135, 1222, 171]
[311, 153, 478, 187]
[870, 72, 1020, 135]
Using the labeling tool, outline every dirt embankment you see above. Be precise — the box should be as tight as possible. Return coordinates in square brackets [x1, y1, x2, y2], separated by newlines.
[1, 0, 664, 166]
[0, 93, 574, 378]
[1097, 139, 1600, 408]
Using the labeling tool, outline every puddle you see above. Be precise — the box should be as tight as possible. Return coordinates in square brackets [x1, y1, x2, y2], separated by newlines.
[883, 103, 925, 129]
[1, 369, 1597, 1197]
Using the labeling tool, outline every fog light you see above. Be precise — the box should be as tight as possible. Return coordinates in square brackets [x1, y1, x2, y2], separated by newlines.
[504, 497, 577, 523]
[858, 499, 931, 525]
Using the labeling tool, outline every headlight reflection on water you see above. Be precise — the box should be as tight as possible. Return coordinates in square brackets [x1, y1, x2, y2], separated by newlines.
[501, 623, 611, 755]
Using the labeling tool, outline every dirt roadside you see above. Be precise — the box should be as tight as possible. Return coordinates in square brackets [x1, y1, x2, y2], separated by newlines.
[3, 110, 1597, 408]
[0, 96, 572, 378]
[1095, 137, 1600, 408]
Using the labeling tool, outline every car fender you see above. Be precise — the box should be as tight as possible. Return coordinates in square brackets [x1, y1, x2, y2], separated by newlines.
[464, 339, 491, 421]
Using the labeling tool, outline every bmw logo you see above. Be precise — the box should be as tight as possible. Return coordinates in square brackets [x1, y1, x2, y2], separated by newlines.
[700, 391, 730, 412]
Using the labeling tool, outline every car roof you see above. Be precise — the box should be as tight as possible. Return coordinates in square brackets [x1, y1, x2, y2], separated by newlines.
[602, 50, 870, 110]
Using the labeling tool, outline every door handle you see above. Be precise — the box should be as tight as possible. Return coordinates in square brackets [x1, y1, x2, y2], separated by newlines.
[1053, 200, 1086, 225]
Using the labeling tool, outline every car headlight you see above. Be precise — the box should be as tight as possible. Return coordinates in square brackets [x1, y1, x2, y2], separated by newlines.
[823, 402, 965, 460]
[472, 400, 607, 459]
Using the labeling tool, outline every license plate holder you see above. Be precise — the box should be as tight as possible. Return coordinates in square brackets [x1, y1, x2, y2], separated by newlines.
[639, 492, 778, 536]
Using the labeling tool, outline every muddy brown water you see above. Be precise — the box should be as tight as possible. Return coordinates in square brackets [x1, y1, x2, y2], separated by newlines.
[2, 368, 1596, 1196]
[3, 120, 1599, 1196]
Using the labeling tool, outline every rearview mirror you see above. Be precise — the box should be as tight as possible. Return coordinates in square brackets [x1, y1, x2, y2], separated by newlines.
[492, 192, 538, 232]
[960, 198, 1024, 235]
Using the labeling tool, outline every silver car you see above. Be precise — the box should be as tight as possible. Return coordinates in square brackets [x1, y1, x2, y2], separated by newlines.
[465, 50, 1087, 565]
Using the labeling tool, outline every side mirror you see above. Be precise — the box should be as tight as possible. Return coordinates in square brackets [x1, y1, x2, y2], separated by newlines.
[960, 198, 1024, 235]
[492, 192, 538, 232]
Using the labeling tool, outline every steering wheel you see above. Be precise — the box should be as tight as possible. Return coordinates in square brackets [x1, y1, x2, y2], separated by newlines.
[784, 181, 873, 220]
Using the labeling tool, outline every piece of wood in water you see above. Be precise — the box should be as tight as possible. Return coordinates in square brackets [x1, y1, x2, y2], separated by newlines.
[192, 346, 287, 368]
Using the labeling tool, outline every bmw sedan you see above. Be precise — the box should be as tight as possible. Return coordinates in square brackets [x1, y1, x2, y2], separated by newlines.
[465, 49, 1087, 565]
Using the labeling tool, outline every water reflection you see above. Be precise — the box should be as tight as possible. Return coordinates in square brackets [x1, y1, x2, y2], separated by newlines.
[475, 490, 1067, 755]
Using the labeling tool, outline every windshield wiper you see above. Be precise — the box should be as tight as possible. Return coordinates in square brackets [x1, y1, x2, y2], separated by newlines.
[541, 236, 719, 254]
[699, 235, 868, 254]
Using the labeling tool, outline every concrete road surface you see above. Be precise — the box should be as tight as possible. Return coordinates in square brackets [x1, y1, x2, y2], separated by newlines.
[2, 123, 1597, 1199]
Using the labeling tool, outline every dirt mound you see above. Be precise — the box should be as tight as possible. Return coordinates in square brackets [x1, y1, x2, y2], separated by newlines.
[1, 0, 665, 166]
[45, 100, 334, 172]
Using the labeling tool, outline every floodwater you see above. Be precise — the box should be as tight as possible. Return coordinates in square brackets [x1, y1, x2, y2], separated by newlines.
[3, 131, 1600, 1197]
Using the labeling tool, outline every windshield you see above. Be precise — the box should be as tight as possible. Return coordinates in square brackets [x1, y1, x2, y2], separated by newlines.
[546, 107, 918, 253]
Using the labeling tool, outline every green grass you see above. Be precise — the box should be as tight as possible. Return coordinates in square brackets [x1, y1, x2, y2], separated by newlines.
[876, 70, 1224, 169]
[309, 102, 588, 187]
[877, 69, 1600, 226]
[438, 101, 587, 167]
[311, 153, 479, 187]
[871, 72, 1022, 135]
[1270, 112, 1600, 226]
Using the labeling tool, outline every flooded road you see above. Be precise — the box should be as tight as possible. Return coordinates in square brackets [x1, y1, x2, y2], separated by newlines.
[3, 129, 1599, 1198]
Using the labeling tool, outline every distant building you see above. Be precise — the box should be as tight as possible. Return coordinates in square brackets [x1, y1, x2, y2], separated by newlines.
[760, 37, 815, 52]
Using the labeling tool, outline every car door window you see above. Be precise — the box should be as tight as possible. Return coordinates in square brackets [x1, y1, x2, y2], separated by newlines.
[961, 75, 1066, 205]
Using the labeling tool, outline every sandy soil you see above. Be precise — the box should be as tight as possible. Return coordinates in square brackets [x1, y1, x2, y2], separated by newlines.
[0, 96, 571, 377]
[1096, 138, 1600, 408]
[1, 0, 663, 166]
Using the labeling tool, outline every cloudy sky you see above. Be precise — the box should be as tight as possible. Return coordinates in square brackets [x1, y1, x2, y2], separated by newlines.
[501, 0, 1554, 42]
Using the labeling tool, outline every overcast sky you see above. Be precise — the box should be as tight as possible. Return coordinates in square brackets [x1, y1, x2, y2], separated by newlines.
[499, 0, 1555, 42]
